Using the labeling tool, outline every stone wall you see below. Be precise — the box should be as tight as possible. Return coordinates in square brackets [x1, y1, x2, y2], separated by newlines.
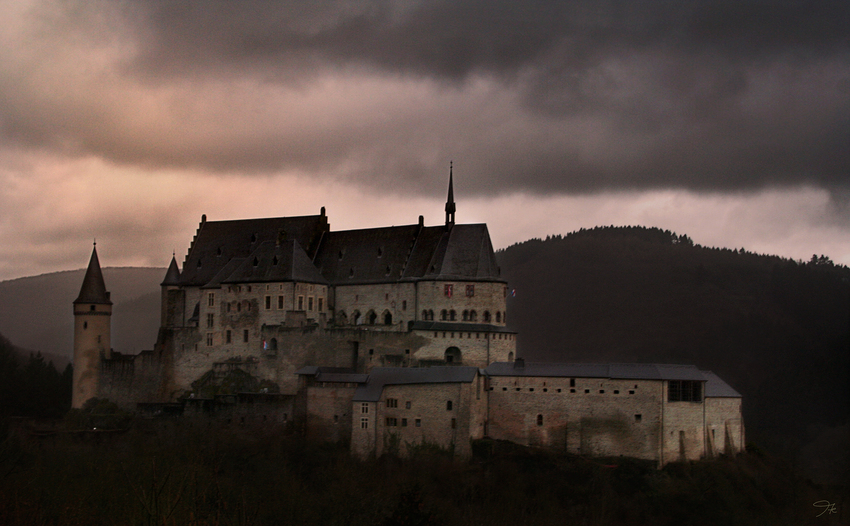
[304, 384, 358, 443]
[350, 376, 487, 459]
[416, 281, 508, 325]
[487, 375, 663, 460]
[704, 397, 745, 457]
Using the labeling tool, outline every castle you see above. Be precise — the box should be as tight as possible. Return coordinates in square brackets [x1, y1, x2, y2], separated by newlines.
[72, 173, 744, 464]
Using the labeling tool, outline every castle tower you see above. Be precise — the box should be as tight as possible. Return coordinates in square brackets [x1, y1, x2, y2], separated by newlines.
[445, 162, 456, 227]
[72, 243, 112, 408]
[160, 254, 182, 327]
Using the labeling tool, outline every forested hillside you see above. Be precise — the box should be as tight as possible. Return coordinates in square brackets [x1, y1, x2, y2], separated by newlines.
[0, 267, 165, 363]
[498, 226, 849, 482]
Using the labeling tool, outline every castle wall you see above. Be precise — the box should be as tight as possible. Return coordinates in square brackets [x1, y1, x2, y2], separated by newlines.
[97, 352, 167, 408]
[303, 384, 357, 443]
[417, 281, 508, 325]
[350, 377, 486, 459]
[411, 329, 515, 367]
[704, 397, 744, 457]
[486, 375, 663, 460]
[333, 282, 416, 328]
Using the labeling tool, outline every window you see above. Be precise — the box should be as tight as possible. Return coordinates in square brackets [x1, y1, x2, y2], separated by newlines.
[440, 310, 447, 321]
[405, 401, 411, 409]
[360, 418, 368, 429]
[265, 296, 271, 310]
[243, 329, 249, 343]
[635, 414, 642, 423]
[318, 298, 323, 311]
[207, 313, 214, 328]
[446, 400, 453, 411]
[386, 417, 398, 427]
[483, 311, 491, 322]
[449, 310, 456, 321]
[401, 418, 408, 427]
[206, 333, 213, 346]
[402, 300, 406, 310]
[225, 330, 231, 344]
[308, 297, 314, 311]
[496, 312, 501, 323]
[226, 303, 231, 313]
[415, 419, 421, 427]
[361, 403, 369, 414]
[537, 414, 543, 426]
[668, 380, 702, 402]
[208, 293, 215, 307]
[466, 285, 474, 297]
[444, 284, 453, 298]
[298, 296, 304, 310]
[570, 378, 576, 387]
[278, 296, 284, 309]
[451, 418, 457, 429]
[386, 398, 398, 408]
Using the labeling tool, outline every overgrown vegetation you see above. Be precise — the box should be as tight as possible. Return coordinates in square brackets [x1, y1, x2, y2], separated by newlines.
[0, 424, 844, 526]
[0, 334, 71, 422]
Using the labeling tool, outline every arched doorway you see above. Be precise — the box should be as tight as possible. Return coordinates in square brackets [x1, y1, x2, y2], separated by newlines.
[444, 347, 462, 364]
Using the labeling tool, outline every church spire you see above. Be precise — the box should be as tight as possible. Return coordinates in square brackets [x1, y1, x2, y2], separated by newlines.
[74, 243, 112, 305]
[445, 161, 456, 227]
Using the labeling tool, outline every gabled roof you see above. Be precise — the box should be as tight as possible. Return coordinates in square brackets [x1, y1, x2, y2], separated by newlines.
[353, 366, 480, 402]
[178, 213, 329, 287]
[74, 245, 112, 305]
[313, 223, 503, 285]
[484, 362, 707, 381]
[701, 370, 742, 397]
[222, 240, 328, 285]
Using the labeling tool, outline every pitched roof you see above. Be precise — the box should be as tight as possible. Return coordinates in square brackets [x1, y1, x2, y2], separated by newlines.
[313, 223, 503, 285]
[484, 362, 707, 381]
[222, 240, 328, 285]
[178, 213, 329, 287]
[74, 245, 112, 305]
[701, 370, 742, 397]
[353, 366, 479, 402]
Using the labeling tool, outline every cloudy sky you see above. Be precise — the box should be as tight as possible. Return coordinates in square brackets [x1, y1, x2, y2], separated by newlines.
[1, 0, 848, 281]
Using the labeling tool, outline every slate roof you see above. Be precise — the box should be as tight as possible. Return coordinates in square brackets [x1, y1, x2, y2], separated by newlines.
[161, 256, 181, 286]
[701, 370, 742, 397]
[178, 213, 329, 287]
[74, 246, 112, 305]
[353, 366, 480, 402]
[176, 211, 503, 288]
[484, 362, 707, 381]
[295, 366, 368, 384]
[222, 240, 328, 285]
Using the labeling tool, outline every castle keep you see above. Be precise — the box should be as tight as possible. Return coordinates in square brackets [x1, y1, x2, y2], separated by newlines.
[73, 174, 744, 464]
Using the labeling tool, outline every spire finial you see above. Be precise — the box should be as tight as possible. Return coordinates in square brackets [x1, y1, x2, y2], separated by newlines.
[445, 162, 456, 227]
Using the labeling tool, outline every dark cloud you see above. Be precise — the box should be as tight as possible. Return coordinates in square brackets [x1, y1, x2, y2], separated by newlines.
[1, 0, 848, 198]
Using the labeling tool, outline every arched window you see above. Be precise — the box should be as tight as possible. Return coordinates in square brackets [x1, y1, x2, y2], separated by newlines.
[470, 310, 477, 322]
[440, 309, 448, 321]
[508, 352, 514, 362]
[446, 400, 453, 411]
[268, 338, 278, 351]
[383, 311, 392, 325]
[483, 311, 491, 322]
[449, 310, 456, 321]
[537, 414, 543, 426]
[337, 311, 348, 326]
[444, 347, 461, 364]
[428, 310, 434, 321]
[422, 309, 429, 321]
[462, 310, 469, 321]
[496, 312, 501, 323]
[368, 310, 378, 325]
[353, 310, 361, 325]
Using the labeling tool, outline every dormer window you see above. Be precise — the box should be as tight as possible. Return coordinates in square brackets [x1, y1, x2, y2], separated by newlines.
[377, 247, 383, 258]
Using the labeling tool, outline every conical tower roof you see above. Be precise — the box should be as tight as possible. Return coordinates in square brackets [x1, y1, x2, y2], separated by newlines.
[74, 244, 112, 305]
[161, 255, 181, 286]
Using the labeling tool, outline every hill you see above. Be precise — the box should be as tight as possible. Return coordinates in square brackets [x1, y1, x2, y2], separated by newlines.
[497, 226, 849, 482]
[0, 267, 165, 362]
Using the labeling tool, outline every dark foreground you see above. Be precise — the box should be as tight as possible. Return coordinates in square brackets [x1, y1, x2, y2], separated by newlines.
[0, 419, 846, 526]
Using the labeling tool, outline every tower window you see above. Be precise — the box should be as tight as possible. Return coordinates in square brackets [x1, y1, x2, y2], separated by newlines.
[466, 285, 474, 297]
[208, 293, 215, 307]
[243, 330, 249, 343]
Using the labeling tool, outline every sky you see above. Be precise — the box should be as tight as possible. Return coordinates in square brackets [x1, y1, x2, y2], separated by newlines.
[1, 0, 848, 281]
